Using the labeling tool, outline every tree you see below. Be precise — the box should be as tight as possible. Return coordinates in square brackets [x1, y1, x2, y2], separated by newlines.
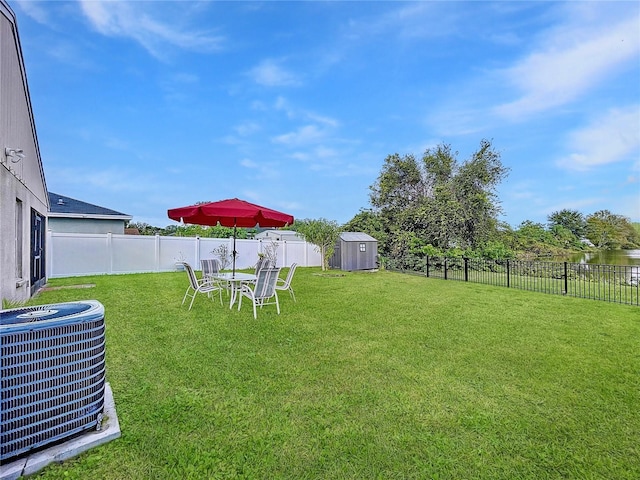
[368, 140, 508, 259]
[292, 218, 340, 271]
[173, 225, 256, 238]
[585, 210, 640, 249]
[126, 221, 163, 235]
[547, 209, 585, 238]
[513, 220, 558, 254]
[343, 209, 386, 245]
[450, 140, 508, 247]
[549, 224, 580, 249]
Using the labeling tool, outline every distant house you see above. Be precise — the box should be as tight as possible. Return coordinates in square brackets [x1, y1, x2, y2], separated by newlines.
[255, 230, 303, 242]
[1, 1, 50, 301]
[48, 192, 132, 234]
[580, 238, 595, 248]
[329, 232, 378, 271]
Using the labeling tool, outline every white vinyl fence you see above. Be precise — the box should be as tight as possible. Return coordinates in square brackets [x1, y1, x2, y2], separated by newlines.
[46, 232, 322, 278]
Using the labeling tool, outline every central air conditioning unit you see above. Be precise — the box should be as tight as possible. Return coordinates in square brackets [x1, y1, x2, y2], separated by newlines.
[1, 300, 106, 461]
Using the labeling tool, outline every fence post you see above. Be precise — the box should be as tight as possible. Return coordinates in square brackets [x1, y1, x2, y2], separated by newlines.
[283, 240, 287, 267]
[194, 236, 201, 268]
[506, 260, 510, 288]
[155, 234, 160, 272]
[46, 229, 53, 278]
[444, 258, 448, 280]
[106, 232, 113, 274]
[564, 262, 568, 295]
[425, 256, 430, 277]
[464, 258, 469, 282]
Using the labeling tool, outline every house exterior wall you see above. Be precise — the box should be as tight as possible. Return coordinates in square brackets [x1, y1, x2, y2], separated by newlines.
[0, 2, 49, 303]
[48, 217, 126, 234]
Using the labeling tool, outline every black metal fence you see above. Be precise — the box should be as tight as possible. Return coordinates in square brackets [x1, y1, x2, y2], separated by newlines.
[387, 256, 640, 306]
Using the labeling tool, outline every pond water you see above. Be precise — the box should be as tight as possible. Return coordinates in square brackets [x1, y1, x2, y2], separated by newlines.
[551, 250, 640, 266]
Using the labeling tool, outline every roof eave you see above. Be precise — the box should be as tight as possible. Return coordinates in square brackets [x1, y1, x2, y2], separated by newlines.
[48, 213, 132, 221]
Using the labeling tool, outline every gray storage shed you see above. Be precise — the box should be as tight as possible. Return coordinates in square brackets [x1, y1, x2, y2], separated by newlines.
[329, 232, 378, 271]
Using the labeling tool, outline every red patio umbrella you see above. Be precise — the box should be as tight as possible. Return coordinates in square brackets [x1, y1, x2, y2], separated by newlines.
[168, 198, 294, 275]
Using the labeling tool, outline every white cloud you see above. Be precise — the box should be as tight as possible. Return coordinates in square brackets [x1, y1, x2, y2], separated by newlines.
[251, 100, 268, 111]
[240, 158, 259, 169]
[274, 96, 295, 118]
[345, 3, 447, 41]
[238, 159, 281, 181]
[290, 152, 310, 162]
[158, 72, 201, 103]
[272, 125, 324, 146]
[306, 113, 339, 128]
[425, 102, 487, 137]
[234, 122, 261, 137]
[15, 0, 49, 23]
[557, 106, 640, 171]
[47, 41, 98, 69]
[495, 14, 640, 119]
[51, 166, 164, 194]
[104, 137, 131, 151]
[78, 1, 224, 59]
[273, 97, 340, 128]
[315, 146, 339, 159]
[249, 59, 300, 87]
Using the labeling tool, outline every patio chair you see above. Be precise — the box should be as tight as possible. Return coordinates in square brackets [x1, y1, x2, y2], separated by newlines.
[180, 262, 223, 310]
[275, 263, 298, 302]
[238, 267, 281, 319]
[201, 258, 229, 296]
[244, 256, 273, 287]
[201, 258, 221, 277]
[254, 256, 273, 275]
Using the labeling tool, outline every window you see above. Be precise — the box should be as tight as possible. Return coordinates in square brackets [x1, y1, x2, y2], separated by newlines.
[16, 199, 23, 278]
[359, 243, 366, 252]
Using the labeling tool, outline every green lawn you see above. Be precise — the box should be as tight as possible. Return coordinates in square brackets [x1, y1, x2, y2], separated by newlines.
[25, 267, 640, 479]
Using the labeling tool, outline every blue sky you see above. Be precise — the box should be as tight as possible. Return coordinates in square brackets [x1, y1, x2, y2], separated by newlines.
[13, 1, 640, 229]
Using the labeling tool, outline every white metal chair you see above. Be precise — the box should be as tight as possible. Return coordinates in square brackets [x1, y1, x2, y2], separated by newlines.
[201, 258, 221, 277]
[238, 267, 281, 319]
[180, 262, 223, 310]
[254, 256, 273, 276]
[275, 263, 297, 302]
[201, 258, 229, 294]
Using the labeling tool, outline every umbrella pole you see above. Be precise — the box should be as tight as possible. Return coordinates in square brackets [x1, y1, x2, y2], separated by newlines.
[232, 224, 237, 276]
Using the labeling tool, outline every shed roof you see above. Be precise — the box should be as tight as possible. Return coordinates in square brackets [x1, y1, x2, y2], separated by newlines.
[255, 229, 302, 239]
[48, 192, 131, 220]
[339, 232, 377, 242]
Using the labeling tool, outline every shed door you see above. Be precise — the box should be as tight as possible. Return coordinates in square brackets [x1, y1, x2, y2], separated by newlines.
[30, 209, 46, 294]
[330, 241, 341, 269]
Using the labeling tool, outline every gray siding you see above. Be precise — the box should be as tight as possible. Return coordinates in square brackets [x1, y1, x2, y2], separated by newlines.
[0, 2, 49, 303]
[48, 217, 126, 234]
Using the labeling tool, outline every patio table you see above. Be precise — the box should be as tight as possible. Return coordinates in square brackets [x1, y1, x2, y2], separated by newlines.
[207, 272, 257, 309]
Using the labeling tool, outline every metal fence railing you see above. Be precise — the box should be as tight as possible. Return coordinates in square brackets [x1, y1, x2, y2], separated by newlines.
[387, 256, 640, 307]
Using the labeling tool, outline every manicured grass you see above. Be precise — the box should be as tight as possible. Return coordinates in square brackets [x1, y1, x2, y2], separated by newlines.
[25, 268, 640, 479]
